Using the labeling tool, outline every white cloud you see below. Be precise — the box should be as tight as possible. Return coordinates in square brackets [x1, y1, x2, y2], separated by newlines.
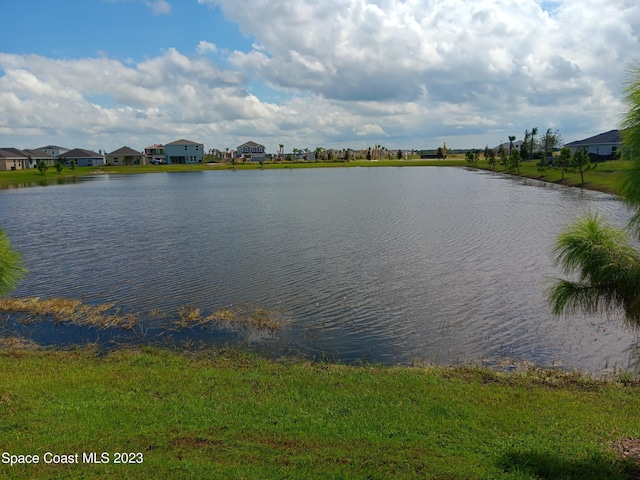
[104, 0, 172, 15]
[146, 0, 171, 15]
[353, 124, 386, 137]
[197, 41, 218, 55]
[2, 1, 640, 151]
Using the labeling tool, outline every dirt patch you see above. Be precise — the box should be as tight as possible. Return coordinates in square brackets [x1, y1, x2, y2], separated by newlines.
[612, 438, 640, 477]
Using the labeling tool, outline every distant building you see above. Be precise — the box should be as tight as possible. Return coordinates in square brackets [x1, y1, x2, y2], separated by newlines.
[144, 144, 165, 164]
[61, 148, 105, 167]
[493, 140, 524, 153]
[24, 149, 57, 167]
[37, 145, 69, 157]
[237, 141, 266, 162]
[0, 148, 29, 171]
[564, 130, 621, 160]
[164, 139, 204, 164]
[106, 146, 145, 166]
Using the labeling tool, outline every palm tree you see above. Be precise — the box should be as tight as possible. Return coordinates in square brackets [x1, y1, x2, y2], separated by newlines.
[530, 127, 538, 162]
[0, 228, 26, 296]
[621, 61, 640, 234]
[548, 213, 640, 324]
[548, 63, 640, 323]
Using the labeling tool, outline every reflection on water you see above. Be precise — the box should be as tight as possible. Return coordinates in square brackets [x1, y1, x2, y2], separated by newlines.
[0, 175, 87, 190]
[0, 168, 638, 372]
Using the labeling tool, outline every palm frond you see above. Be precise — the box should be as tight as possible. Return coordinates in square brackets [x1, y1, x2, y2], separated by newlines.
[549, 213, 640, 324]
[0, 229, 27, 296]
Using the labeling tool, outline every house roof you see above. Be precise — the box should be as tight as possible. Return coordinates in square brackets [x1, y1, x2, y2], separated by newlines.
[37, 145, 68, 151]
[23, 149, 56, 159]
[166, 139, 202, 146]
[62, 148, 104, 159]
[0, 148, 28, 158]
[145, 144, 164, 149]
[238, 141, 265, 148]
[565, 130, 621, 147]
[107, 146, 142, 156]
[492, 140, 524, 151]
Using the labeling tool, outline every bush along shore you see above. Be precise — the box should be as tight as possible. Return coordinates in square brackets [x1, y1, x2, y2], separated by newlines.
[0, 345, 639, 479]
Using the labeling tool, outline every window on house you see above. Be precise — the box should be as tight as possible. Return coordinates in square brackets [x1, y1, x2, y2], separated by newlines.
[185, 146, 188, 150]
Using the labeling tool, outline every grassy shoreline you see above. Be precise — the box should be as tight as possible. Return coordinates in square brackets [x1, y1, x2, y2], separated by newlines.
[1, 345, 639, 479]
[0, 156, 628, 196]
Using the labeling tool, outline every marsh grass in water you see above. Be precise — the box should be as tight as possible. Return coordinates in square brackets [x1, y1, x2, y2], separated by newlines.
[0, 297, 138, 330]
[0, 346, 639, 479]
[0, 297, 281, 337]
[175, 305, 281, 332]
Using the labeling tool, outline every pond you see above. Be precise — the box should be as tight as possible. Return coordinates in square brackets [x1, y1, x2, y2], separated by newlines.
[0, 167, 637, 372]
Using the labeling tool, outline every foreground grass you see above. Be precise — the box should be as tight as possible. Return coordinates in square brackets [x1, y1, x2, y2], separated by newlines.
[1, 347, 639, 479]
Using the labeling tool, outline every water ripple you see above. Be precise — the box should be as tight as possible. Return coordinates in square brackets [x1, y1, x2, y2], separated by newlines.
[0, 168, 637, 372]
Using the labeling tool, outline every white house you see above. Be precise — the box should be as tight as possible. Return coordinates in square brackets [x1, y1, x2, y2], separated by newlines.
[144, 144, 165, 164]
[565, 130, 621, 160]
[164, 139, 204, 164]
[237, 141, 266, 162]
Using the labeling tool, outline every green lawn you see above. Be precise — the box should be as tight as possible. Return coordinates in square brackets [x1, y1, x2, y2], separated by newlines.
[474, 159, 630, 195]
[0, 346, 639, 479]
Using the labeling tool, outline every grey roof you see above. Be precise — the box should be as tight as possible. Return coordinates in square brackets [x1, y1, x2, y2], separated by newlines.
[62, 148, 104, 159]
[107, 146, 142, 156]
[565, 130, 621, 147]
[0, 147, 29, 158]
[0, 148, 28, 158]
[238, 141, 265, 148]
[23, 149, 56, 159]
[166, 139, 202, 146]
[37, 145, 68, 151]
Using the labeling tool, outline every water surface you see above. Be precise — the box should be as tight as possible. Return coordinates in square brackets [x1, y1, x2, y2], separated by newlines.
[1, 167, 637, 371]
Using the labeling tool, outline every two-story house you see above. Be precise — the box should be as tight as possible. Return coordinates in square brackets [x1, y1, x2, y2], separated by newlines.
[237, 141, 266, 162]
[164, 139, 204, 164]
[144, 144, 165, 164]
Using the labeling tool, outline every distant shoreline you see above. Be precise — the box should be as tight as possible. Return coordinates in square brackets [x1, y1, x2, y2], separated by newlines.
[0, 157, 627, 196]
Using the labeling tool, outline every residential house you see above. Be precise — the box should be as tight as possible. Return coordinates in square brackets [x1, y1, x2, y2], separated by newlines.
[60, 148, 105, 167]
[37, 145, 69, 157]
[164, 139, 204, 164]
[24, 149, 58, 168]
[144, 144, 165, 164]
[493, 140, 525, 153]
[0, 148, 29, 171]
[106, 146, 145, 166]
[237, 141, 266, 162]
[564, 130, 621, 160]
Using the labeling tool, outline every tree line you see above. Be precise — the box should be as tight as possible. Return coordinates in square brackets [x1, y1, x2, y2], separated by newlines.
[464, 128, 592, 184]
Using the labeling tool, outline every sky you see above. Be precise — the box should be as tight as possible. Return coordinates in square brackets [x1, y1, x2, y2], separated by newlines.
[0, 0, 639, 154]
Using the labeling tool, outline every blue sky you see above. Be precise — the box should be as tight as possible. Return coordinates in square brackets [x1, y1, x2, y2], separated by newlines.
[0, 1, 251, 61]
[0, 0, 639, 153]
